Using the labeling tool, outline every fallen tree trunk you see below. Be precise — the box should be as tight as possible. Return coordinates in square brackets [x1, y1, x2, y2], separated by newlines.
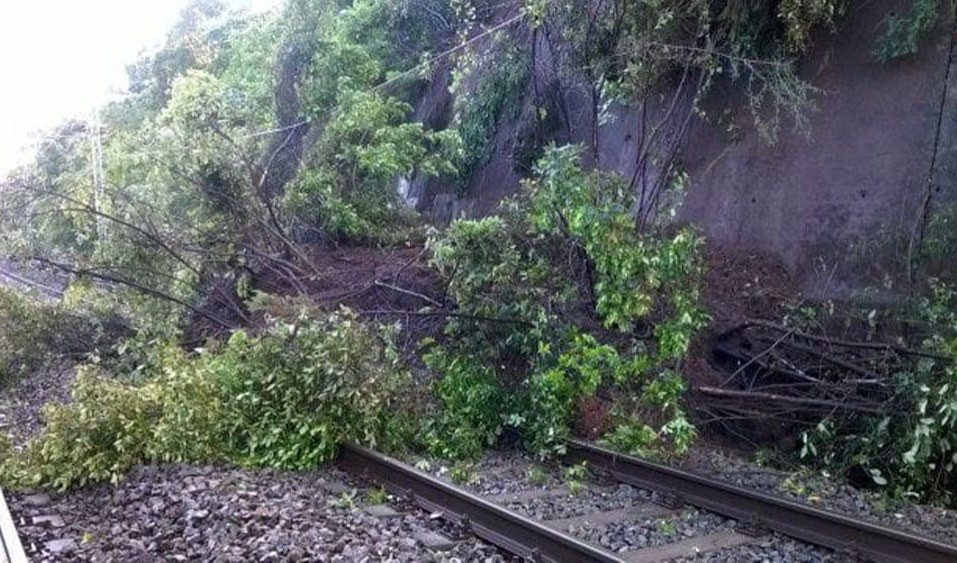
[695, 386, 886, 415]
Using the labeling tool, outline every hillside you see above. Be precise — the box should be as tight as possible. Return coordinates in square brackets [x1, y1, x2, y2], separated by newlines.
[1, 0, 957, 546]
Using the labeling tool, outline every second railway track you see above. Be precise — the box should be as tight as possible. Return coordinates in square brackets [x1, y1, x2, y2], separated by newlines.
[338, 441, 957, 563]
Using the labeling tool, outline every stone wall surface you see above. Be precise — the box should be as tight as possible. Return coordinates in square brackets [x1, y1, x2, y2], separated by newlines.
[411, 0, 957, 294]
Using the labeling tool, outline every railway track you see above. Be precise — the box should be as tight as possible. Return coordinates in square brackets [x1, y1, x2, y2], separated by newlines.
[0, 487, 27, 563]
[5, 443, 956, 560]
[339, 441, 957, 563]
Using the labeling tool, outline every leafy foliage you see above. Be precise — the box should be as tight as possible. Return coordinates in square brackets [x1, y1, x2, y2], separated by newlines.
[797, 281, 957, 503]
[525, 145, 707, 336]
[423, 345, 508, 460]
[547, 0, 843, 144]
[1, 0, 466, 338]
[2, 368, 164, 491]
[1, 307, 413, 491]
[873, 0, 940, 63]
[0, 287, 124, 386]
[451, 43, 531, 190]
[523, 334, 629, 457]
[284, 90, 463, 242]
[425, 145, 707, 460]
[216, 308, 411, 468]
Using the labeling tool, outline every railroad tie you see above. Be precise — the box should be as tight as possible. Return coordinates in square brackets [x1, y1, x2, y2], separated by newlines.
[621, 529, 763, 563]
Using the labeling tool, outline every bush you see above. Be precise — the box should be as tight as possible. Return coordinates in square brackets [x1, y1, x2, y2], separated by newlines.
[873, 0, 939, 63]
[452, 43, 531, 190]
[284, 91, 463, 243]
[524, 145, 707, 336]
[423, 345, 508, 460]
[426, 145, 708, 461]
[3, 368, 162, 490]
[523, 334, 621, 458]
[1, 307, 413, 491]
[0, 286, 123, 386]
[215, 309, 412, 469]
[797, 281, 957, 504]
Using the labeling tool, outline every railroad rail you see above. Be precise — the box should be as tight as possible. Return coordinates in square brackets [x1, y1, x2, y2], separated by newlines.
[0, 487, 27, 563]
[339, 444, 617, 562]
[566, 439, 957, 563]
[340, 441, 957, 563]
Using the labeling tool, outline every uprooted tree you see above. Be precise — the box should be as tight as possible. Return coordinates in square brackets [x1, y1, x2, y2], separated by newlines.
[1, 0, 956, 508]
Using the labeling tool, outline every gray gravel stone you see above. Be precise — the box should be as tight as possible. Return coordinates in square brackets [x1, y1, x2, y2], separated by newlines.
[672, 532, 846, 562]
[9, 464, 516, 562]
[569, 509, 733, 552]
[676, 446, 957, 545]
[505, 483, 654, 520]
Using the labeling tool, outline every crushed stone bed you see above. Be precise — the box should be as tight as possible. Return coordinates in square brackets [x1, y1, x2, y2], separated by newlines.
[569, 509, 733, 553]
[672, 532, 847, 562]
[503, 484, 654, 521]
[8, 464, 512, 562]
[675, 446, 957, 545]
[5, 356, 954, 559]
[407, 451, 566, 496]
[414, 450, 840, 560]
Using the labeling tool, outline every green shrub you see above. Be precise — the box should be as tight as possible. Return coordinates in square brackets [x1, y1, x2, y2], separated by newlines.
[1, 307, 413, 491]
[0, 433, 11, 464]
[4, 368, 162, 490]
[601, 421, 659, 456]
[426, 144, 708, 461]
[215, 309, 411, 469]
[523, 334, 640, 458]
[452, 43, 531, 190]
[430, 215, 563, 359]
[524, 145, 708, 336]
[797, 281, 957, 503]
[873, 0, 939, 63]
[284, 90, 462, 243]
[0, 286, 122, 386]
[423, 344, 508, 460]
[149, 346, 231, 464]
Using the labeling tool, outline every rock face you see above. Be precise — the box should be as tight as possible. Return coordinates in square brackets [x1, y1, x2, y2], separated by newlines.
[413, 0, 957, 295]
[677, 0, 957, 295]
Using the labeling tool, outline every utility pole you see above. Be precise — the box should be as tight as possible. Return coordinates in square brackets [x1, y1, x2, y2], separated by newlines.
[88, 110, 105, 239]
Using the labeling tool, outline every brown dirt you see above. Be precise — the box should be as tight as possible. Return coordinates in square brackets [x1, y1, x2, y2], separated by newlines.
[681, 244, 804, 448]
[685, 244, 799, 389]
[701, 244, 798, 329]
[574, 396, 612, 439]
[251, 244, 448, 366]
[254, 245, 444, 310]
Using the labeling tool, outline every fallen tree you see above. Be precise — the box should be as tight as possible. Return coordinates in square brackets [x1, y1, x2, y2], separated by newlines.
[700, 315, 957, 503]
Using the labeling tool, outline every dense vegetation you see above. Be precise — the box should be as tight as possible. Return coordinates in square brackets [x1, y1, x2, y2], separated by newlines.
[0, 0, 954, 510]
[425, 145, 707, 460]
[1, 305, 413, 491]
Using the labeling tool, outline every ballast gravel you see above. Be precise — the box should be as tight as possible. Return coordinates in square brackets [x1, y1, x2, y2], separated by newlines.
[677, 446, 957, 545]
[504, 484, 654, 520]
[414, 449, 840, 561]
[569, 509, 733, 553]
[410, 451, 565, 496]
[8, 464, 513, 562]
[673, 532, 850, 562]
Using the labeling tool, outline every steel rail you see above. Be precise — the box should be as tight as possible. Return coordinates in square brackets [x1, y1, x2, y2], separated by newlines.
[0, 487, 27, 563]
[338, 444, 621, 562]
[565, 439, 957, 563]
